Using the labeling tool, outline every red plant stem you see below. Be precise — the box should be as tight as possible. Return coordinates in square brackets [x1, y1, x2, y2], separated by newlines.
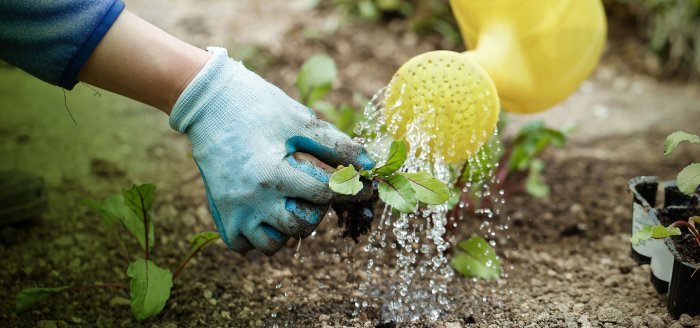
[669, 220, 700, 248]
[172, 243, 211, 282]
[141, 196, 149, 262]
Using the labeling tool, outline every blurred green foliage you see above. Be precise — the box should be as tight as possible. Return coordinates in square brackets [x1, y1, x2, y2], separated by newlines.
[612, 0, 700, 79]
[294, 53, 364, 137]
[329, 0, 462, 48]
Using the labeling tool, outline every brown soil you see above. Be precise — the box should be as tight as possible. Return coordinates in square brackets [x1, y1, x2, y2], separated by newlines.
[2, 1, 700, 327]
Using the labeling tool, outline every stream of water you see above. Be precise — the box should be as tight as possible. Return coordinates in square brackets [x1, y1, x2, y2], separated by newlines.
[351, 88, 508, 321]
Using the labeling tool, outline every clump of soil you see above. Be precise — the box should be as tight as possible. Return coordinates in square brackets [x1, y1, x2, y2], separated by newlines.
[333, 192, 379, 243]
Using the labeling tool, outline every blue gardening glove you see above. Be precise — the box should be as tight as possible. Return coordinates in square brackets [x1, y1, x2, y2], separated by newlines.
[170, 47, 374, 255]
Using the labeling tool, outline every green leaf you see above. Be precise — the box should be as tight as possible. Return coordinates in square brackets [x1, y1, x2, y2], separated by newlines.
[630, 225, 682, 245]
[122, 184, 156, 216]
[83, 194, 154, 253]
[295, 54, 337, 106]
[664, 131, 700, 156]
[451, 236, 501, 280]
[507, 121, 567, 172]
[525, 159, 550, 198]
[335, 105, 363, 137]
[462, 134, 501, 183]
[127, 258, 173, 321]
[378, 174, 417, 213]
[446, 187, 462, 208]
[184, 232, 220, 261]
[14, 286, 70, 313]
[122, 184, 157, 253]
[82, 195, 126, 226]
[374, 140, 407, 176]
[677, 163, 700, 195]
[329, 165, 363, 195]
[399, 172, 449, 205]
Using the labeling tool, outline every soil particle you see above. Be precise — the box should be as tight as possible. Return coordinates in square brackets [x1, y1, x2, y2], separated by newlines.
[597, 306, 625, 324]
[669, 323, 685, 328]
[643, 314, 666, 328]
[679, 313, 699, 327]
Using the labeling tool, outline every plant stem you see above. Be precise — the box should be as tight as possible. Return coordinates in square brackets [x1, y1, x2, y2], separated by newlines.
[139, 194, 150, 262]
[669, 220, 700, 248]
[172, 243, 212, 281]
[114, 232, 131, 267]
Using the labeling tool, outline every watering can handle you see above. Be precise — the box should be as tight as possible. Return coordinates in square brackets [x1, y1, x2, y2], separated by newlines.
[450, 0, 607, 114]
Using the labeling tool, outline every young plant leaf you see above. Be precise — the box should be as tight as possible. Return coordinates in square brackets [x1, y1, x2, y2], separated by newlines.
[508, 121, 567, 172]
[14, 286, 70, 313]
[630, 225, 682, 245]
[374, 140, 407, 176]
[329, 165, 363, 195]
[378, 174, 417, 213]
[295, 54, 337, 106]
[173, 232, 221, 280]
[83, 194, 154, 253]
[446, 187, 462, 208]
[122, 184, 157, 253]
[399, 172, 449, 205]
[525, 159, 550, 198]
[185, 232, 220, 261]
[82, 195, 128, 226]
[127, 258, 173, 321]
[451, 236, 501, 280]
[677, 163, 700, 195]
[122, 184, 156, 216]
[664, 131, 700, 156]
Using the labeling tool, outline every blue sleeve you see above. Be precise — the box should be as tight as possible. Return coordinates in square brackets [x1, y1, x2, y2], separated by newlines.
[0, 0, 125, 89]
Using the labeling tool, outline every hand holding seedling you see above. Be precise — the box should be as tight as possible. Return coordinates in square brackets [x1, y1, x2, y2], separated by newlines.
[329, 140, 449, 212]
[171, 48, 375, 255]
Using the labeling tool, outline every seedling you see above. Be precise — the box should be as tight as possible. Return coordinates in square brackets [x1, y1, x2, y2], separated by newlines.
[450, 236, 501, 279]
[630, 130, 700, 269]
[329, 139, 449, 239]
[295, 53, 364, 137]
[445, 119, 569, 279]
[664, 131, 700, 195]
[14, 184, 220, 320]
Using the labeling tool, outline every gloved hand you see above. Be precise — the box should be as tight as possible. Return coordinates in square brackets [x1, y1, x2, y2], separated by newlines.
[169, 47, 374, 255]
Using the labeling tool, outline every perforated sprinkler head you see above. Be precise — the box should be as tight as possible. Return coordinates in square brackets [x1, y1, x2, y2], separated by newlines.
[383, 50, 500, 164]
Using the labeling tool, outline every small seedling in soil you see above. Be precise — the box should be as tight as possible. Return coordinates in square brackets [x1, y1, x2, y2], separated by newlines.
[664, 131, 700, 195]
[631, 130, 700, 272]
[631, 216, 700, 272]
[329, 139, 450, 240]
[446, 118, 567, 279]
[295, 53, 364, 137]
[450, 236, 502, 280]
[14, 184, 221, 320]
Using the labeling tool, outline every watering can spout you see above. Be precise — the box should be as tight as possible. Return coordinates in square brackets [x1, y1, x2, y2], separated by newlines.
[451, 0, 607, 114]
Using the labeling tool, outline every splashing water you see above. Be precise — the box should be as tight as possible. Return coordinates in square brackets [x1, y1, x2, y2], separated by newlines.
[354, 87, 508, 321]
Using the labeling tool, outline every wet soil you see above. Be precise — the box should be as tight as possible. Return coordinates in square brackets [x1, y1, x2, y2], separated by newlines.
[2, 1, 700, 327]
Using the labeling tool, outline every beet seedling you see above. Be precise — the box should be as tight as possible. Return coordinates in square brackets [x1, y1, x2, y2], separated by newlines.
[630, 130, 700, 270]
[295, 53, 364, 137]
[328, 139, 450, 241]
[664, 131, 700, 195]
[14, 184, 220, 320]
[631, 216, 700, 247]
[329, 139, 450, 211]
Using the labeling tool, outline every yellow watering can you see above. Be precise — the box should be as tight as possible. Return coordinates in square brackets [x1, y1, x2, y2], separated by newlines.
[383, 0, 606, 164]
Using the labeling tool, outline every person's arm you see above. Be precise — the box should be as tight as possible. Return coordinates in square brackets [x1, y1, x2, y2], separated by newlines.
[77, 10, 210, 113]
[1, 1, 375, 256]
[0, 0, 125, 89]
